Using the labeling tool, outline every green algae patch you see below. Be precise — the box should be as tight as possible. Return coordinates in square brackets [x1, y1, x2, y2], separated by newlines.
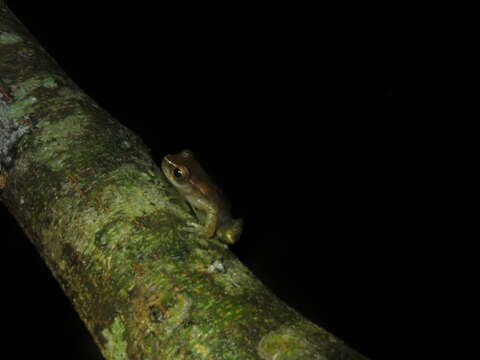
[102, 317, 128, 360]
[2, 95, 37, 119]
[0, 31, 22, 44]
[57, 86, 89, 101]
[13, 75, 58, 99]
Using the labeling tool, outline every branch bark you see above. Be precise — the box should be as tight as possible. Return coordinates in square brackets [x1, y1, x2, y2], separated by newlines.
[1, 3, 369, 359]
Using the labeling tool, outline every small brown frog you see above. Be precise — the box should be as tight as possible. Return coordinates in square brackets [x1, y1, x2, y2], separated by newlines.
[161, 150, 243, 244]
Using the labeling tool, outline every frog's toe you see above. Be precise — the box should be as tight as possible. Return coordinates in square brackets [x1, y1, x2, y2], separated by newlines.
[180, 221, 201, 233]
[181, 222, 215, 239]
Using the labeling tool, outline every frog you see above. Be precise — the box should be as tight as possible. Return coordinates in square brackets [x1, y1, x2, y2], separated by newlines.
[161, 149, 243, 244]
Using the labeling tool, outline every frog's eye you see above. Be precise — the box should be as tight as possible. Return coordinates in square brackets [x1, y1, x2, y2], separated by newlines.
[174, 168, 183, 178]
[173, 166, 189, 181]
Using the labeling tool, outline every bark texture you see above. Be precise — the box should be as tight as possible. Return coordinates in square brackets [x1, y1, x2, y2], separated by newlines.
[0, 3, 369, 359]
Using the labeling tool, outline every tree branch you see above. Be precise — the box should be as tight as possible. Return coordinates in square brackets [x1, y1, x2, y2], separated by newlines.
[1, 3, 368, 359]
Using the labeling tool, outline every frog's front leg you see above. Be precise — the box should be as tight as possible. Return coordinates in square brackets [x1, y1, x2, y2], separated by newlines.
[182, 215, 217, 238]
[185, 197, 218, 238]
[201, 209, 218, 238]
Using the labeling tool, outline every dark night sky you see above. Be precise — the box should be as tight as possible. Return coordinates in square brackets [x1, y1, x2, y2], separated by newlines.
[2, 3, 474, 359]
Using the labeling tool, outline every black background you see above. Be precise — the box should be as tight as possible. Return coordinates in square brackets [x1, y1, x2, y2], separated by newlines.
[2, 2, 473, 359]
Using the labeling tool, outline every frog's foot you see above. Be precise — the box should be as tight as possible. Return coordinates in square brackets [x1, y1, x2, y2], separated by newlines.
[180, 221, 212, 238]
[217, 218, 243, 245]
[181, 220, 202, 233]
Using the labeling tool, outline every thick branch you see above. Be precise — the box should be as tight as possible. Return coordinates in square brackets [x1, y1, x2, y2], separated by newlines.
[0, 4, 368, 360]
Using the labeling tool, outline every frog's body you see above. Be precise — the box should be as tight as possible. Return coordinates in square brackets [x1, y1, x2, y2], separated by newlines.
[161, 150, 243, 244]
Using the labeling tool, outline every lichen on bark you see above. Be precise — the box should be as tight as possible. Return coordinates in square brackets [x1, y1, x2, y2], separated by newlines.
[1, 3, 369, 359]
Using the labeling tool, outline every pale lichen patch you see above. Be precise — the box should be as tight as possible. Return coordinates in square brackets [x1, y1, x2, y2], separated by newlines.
[258, 325, 329, 360]
[0, 97, 32, 167]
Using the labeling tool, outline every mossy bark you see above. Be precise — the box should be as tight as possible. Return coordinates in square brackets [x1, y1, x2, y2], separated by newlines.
[0, 4, 369, 360]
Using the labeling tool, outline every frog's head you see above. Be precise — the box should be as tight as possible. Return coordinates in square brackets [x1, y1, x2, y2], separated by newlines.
[162, 149, 194, 193]
[161, 149, 218, 198]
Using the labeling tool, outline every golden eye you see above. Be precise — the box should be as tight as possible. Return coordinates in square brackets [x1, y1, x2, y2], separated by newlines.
[172, 166, 189, 181]
[173, 167, 183, 178]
